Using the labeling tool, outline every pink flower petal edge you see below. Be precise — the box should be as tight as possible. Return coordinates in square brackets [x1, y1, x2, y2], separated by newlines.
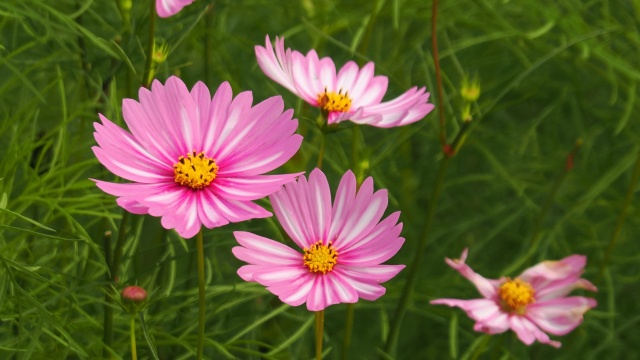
[156, 0, 195, 18]
[232, 169, 405, 311]
[255, 35, 434, 128]
[92, 76, 303, 238]
[430, 248, 597, 348]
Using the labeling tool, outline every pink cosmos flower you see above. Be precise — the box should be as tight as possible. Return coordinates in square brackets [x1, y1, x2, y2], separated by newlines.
[156, 0, 194, 18]
[92, 76, 303, 238]
[255, 35, 435, 128]
[232, 169, 405, 311]
[431, 248, 598, 348]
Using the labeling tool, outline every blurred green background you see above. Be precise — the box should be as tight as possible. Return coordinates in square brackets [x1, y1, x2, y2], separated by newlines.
[0, 0, 638, 358]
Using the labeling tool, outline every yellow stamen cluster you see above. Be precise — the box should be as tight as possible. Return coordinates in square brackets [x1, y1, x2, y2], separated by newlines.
[173, 151, 219, 189]
[498, 278, 535, 315]
[303, 241, 338, 274]
[317, 88, 352, 113]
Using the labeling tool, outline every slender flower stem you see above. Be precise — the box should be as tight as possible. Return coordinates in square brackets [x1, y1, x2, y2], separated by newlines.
[384, 155, 451, 356]
[142, 0, 157, 88]
[598, 147, 640, 281]
[130, 315, 138, 360]
[317, 132, 327, 169]
[103, 210, 129, 359]
[315, 310, 325, 360]
[341, 304, 355, 360]
[431, 0, 446, 148]
[196, 229, 206, 360]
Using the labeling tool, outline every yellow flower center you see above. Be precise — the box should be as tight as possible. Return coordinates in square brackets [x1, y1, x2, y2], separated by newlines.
[303, 241, 338, 274]
[317, 89, 352, 113]
[498, 278, 535, 315]
[173, 151, 219, 189]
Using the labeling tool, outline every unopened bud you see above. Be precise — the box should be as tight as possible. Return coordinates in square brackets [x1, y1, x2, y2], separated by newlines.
[121, 285, 147, 303]
[152, 40, 170, 65]
[460, 74, 481, 103]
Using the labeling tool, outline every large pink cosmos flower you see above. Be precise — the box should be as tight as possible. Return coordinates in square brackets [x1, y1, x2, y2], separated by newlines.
[431, 248, 597, 348]
[92, 76, 303, 238]
[232, 169, 405, 311]
[156, 0, 194, 18]
[255, 35, 435, 128]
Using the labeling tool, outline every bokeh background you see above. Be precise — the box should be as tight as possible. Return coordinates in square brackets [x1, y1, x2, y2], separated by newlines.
[0, 0, 638, 358]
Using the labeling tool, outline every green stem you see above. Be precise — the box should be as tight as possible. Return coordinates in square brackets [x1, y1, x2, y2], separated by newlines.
[315, 310, 325, 360]
[383, 155, 451, 356]
[598, 147, 640, 280]
[317, 132, 327, 169]
[341, 304, 355, 360]
[103, 210, 129, 359]
[142, 0, 157, 88]
[196, 229, 206, 360]
[130, 315, 138, 360]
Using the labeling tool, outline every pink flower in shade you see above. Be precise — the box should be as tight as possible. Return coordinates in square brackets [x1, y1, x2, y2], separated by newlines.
[156, 0, 195, 18]
[430, 248, 598, 348]
[92, 76, 303, 238]
[255, 35, 435, 128]
[232, 169, 405, 311]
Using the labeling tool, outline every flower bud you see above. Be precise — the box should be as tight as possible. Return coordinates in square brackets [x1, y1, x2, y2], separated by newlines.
[121, 285, 147, 303]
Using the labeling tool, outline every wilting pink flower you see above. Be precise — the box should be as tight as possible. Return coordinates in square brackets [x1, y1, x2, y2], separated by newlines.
[431, 249, 597, 348]
[156, 0, 195, 18]
[255, 35, 434, 128]
[92, 76, 303, 238]
[232, 169, 405, 311]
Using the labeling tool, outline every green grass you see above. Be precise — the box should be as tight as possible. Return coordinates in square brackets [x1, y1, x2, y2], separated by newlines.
[1, 0, 638, 358]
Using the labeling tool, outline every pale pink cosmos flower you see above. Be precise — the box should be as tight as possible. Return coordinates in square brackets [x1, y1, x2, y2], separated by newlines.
[232, 169, 405, 311]
[431, 248, 598, 348]
[92, 76, 303, 238]
[156, 0, 194, 18]
[255, 35, 435, 128]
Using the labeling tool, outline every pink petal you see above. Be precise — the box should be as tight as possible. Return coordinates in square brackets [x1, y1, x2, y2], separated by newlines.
[291, 49, 324, 105]
[509, 316, 561, 348]
[431, 298, 507, 333]
[526, 296, 597, 336]
[156, 0, 195, 17]
[317, 57, 337, 91]
[212, 174, 302, 201]
[519, 254, 588, 291]
[270, 175, 316, 249]
[232, 231, 302, 265]
[269, 273, 316, 307]
[330, 174, 388, 250]
[335, 61, 360, 94]
[200, 81, 232, 157]
[443, 248, 502, 299]
[213, 94, 281, 161]
[338, 236, 404, 266]
[535, 277, 597, 302]
[93, 115, 171, 182]
[353, 75, 388, 107]
[92, 146, 170, 184]
[338, 212, 403, 266]
[345, 62, 376, 103]
[328, 170, 357, 242]
[337, 264, 404, 284]
[255, 35, 299, 96]
[252, 265, 310, 287]
[202, 188, 272, 223]
[353, 87, 433, 128]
